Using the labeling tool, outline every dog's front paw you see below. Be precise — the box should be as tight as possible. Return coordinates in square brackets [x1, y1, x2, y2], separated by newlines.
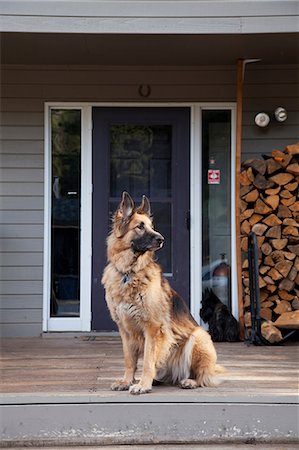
[129, 383, 152, 395]
[179, 378, 198, 389]
[111, 379, 133, 391]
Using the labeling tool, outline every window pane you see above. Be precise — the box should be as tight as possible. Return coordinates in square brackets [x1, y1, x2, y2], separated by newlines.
[110, 124, 172, 198]
[51, 110, 81, 317]
[109, 123, 172, 273]
[202, 110, 231, 309]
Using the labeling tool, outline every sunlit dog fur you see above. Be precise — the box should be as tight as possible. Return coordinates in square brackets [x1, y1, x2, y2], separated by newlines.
[102, 192, 224, 395]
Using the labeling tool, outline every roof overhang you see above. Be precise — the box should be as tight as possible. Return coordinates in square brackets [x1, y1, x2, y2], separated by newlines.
[0, 0, 298, 34]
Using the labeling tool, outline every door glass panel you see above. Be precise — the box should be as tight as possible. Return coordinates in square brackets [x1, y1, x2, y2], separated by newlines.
[202, 110, 231, 309]
[50, 109, 81, 317]
[109, 124, 172, 273]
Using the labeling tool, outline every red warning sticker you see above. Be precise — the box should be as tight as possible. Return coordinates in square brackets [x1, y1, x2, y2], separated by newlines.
[208, 169, 220, 184]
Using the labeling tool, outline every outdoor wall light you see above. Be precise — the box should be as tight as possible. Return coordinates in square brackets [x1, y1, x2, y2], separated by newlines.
[255, 112, 270, 128]
[274, 107, 288, 122]
[254, 107, 288, 127]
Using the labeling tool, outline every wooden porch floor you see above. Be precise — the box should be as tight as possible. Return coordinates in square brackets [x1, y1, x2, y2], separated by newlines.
[1, 336, 298, 446]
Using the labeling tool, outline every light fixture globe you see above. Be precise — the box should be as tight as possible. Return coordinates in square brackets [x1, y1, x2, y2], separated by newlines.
[255, 112, 270, 127]
[274, 107, 287, 122]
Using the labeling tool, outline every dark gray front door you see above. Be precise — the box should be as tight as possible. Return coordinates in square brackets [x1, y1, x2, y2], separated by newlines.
[92, 107, 190, 331]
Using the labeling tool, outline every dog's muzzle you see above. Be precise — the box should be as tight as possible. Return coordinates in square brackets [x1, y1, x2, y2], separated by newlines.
[131, 232, 164, 253]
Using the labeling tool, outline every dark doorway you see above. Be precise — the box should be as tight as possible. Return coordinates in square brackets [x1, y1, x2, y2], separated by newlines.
[92, 107, 190, 330]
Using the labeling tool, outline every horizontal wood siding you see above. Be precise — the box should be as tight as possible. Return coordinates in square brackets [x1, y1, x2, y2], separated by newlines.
[0, 63, 298, 336]
[0, 68, 44, 336]
[242, 65, 299, 158]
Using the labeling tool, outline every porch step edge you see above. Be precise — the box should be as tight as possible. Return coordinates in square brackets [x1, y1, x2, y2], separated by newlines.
[1, 402, 298, 446]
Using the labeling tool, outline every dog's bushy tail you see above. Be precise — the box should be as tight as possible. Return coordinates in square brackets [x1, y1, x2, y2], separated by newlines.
[215, 363, 226, 374]
[197, 363, 226, 387]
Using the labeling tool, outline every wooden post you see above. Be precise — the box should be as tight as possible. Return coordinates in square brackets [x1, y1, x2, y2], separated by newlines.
[235, 58, 261, 339]
[236, 59, 244, 339]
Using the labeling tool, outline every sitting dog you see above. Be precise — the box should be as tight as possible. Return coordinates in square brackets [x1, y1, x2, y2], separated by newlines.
[200, 288, 239, 342]
[102, 192, 224, 394]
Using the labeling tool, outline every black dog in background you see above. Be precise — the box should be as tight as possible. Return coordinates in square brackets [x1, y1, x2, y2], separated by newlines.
[200, 288, 239, 342]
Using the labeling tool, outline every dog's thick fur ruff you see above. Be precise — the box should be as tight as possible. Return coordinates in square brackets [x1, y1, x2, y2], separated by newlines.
[102, 192, 224, 395]
[200, 288, 240, 342]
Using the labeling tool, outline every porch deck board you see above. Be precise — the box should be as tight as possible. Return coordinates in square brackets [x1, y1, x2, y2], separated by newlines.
[1, 337, 298, 446]
[1, 336, 298, 400]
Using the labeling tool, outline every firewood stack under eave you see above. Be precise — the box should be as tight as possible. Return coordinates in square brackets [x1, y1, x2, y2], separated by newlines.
[240, 142, 299, 342]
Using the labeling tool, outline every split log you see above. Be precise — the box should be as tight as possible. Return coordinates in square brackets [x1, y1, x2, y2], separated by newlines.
[262, 214, 282, 226]
[279, 290, 294, 301]
[270, 173, 294, 186]
[281, 196, 296, 207]
[242, 159, 266, 175]
[266, 225, 281, 239]
[249, 214, 263, 225]
[240, 209, 254, 221]
[265, 186, 281, 195]
[285, 142, 299, 155]
[260, 307, 272, 321]
[255, 198, 272, 215]
[289, 202, 299, 212]
[261, 321, 282, 343]
[286, 162, 299, 175]
[275, 260, 293, 278]
[278, 278, 295, 291]
[240, 185, 253, 197]
[264, 255, 275, 266]
[267, 268, 283, 281]
[241, 220, 251, 235]
[277, 205, 292, 218]
[240, 170, 252, 186]
[271, 250, 285, 262]
[261, 242, 272, 255]
[264, 194, 279, 210]
[266, 158, 282, 175]
[274, 310, 299, 329]
[285, 181, 298, 192]
[253, 174, 274, 190]
[287, 244, 299, 256]
[271, 239, 288, 250]
[274, 301, 292, 315]
[260, 265, 270, 275]
[252, 223, 268, 236]
[283, 218, 299, 227]
[243, 189, 259, 203]
[280, 189, 293, 199]
[292, 298, 299, 309]
[282, 226, 298, 237]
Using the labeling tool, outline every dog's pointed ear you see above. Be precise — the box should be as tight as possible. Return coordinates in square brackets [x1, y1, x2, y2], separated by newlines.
[139, 195, 151, 216]
[119, 192, 134, 219]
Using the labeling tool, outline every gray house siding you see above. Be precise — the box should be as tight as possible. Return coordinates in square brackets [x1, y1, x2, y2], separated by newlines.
[0, 63, 298, 336]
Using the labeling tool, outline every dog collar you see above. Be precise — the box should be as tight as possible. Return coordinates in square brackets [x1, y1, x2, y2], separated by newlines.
[114, 267, 132, 284]
[122, 273, 130, 284]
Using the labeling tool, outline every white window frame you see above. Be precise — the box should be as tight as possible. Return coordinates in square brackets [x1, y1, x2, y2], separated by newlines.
[43, 102, 237, 332]
[190, 103, 237, 324]
[43, 105, 92, 332]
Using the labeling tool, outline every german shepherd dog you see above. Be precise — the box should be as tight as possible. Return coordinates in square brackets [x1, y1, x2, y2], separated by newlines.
[200, 288, 239, 342]
[102, 192, 224, 395]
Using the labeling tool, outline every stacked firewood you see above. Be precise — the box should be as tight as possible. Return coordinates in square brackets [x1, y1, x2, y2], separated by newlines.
[240, 142, 299, 342]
